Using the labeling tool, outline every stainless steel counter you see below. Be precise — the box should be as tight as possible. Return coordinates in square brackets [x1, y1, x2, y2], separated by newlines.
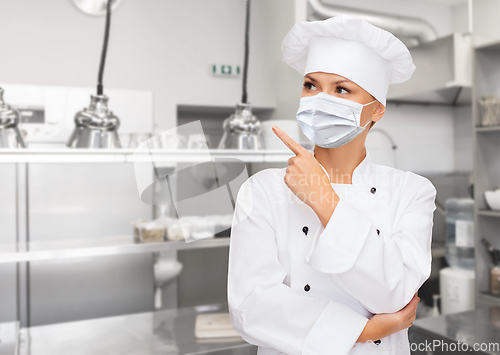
[18, 303, 256, 355]
[19, 302, 500, 355]
[411, 306, 500, 355]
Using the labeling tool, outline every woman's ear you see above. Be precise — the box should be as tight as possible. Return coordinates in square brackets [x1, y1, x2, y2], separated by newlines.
[371, 102, 385, 123]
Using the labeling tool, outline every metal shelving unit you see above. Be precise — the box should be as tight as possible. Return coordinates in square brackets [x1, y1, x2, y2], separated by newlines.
[0, 148, 291, 264]
[472, 39, 500, 308]
[0, 236, 230, 264]
[0, 147, 290, 331]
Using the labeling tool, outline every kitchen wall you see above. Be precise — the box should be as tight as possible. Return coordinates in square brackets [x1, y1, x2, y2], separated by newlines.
[320, 0, 455, 37]
[369, 103, 456, 174]
[453, 0, 500, 44]
[0, 0, 300, 133]
[453, 105, 474, 172]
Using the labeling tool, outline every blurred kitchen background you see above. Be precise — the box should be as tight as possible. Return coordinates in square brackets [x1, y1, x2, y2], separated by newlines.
[0, 0, 500, 354]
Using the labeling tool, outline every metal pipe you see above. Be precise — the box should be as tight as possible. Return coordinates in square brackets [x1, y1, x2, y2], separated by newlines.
[468, 0, 473, 35]
[308, 0, 439, 45]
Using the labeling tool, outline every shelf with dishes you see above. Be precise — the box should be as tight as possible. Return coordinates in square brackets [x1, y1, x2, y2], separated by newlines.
[478, 185, 500, 217]
[477, 209, 500, 218]
[0, 148, 294, 164]
[479, 290, 500, 302]
[0, 215, 234, 263]
[476, 94, 500, 129]
[473, 42, 500, 308]
[475, 125, 500, 133]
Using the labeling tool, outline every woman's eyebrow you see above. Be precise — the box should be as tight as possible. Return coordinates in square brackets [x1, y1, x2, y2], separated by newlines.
[333, 79, 351, 85]
[304, 75, 318, 83]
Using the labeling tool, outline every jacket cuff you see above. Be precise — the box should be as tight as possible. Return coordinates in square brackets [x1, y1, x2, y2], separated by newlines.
[305, 197, 373, 274]
[302, 300, 369, 355]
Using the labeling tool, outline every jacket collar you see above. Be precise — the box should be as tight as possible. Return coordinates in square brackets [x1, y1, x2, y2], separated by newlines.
[316, 146, 373, 186]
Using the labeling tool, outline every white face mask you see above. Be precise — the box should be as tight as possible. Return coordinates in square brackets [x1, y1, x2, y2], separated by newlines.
[296, 92, 377, 148]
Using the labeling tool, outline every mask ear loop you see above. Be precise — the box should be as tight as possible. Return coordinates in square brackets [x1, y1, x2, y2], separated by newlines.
[358, 99, 377, 127]
[351, 99, 377, 124]
[363, 99, 377, 106]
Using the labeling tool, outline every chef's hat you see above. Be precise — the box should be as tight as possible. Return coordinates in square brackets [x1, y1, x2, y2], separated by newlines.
[281, 14, 415, 106]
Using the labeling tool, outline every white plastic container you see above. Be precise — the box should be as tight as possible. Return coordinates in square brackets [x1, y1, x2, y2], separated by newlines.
[445, 198, 475, 271]
[439, 267, 475, 315]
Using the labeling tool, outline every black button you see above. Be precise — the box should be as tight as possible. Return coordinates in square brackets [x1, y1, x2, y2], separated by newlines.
[370, 187, 376, 194]
[304, 284, 310, 292]
[374, 339, 381, 345]
[302, 226, 309, 235]
[376, 229, 380, 235]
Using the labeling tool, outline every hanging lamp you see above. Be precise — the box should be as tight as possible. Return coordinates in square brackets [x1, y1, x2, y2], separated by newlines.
[0, 87, 27, 148]
[67, 0, 121, 148]
[218, 0, 262, 150]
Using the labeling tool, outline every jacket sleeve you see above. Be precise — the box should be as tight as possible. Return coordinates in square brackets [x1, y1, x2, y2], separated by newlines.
[304, 177, 437, 314]
[227, 177, 370, 355]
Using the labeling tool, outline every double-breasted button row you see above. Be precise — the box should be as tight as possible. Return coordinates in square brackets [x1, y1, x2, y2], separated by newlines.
[302, 225, 310, 292]
[376, 229, 380, 235]
[370, 187, 377, 194]
[374, 339, 381, 345]
[302, 226, 310, 293]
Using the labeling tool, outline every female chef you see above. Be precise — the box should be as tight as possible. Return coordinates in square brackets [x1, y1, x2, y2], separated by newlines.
[227, 14, 437, 355]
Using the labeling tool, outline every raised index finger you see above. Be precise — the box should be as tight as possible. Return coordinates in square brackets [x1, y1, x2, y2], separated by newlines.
[272, 126, 306, 155]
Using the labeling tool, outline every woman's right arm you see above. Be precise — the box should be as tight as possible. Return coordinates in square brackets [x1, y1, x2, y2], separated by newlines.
[357, 292, 420, 343]
[228, 177, 415, 355]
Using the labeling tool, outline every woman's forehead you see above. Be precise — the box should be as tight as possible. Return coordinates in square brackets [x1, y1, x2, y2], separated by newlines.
[304, 72, 363, 88]
[304, 72, 351, 82]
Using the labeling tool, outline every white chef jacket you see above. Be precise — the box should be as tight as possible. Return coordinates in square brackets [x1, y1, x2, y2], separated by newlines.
[227, 147, 437, 355]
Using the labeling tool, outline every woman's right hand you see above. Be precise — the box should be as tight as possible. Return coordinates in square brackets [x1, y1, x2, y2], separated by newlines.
[356, 292, 420, 343]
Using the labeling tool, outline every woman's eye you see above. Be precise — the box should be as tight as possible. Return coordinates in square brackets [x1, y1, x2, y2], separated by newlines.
[336, 86, 350, 94]
[303, 82, 317, 91]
